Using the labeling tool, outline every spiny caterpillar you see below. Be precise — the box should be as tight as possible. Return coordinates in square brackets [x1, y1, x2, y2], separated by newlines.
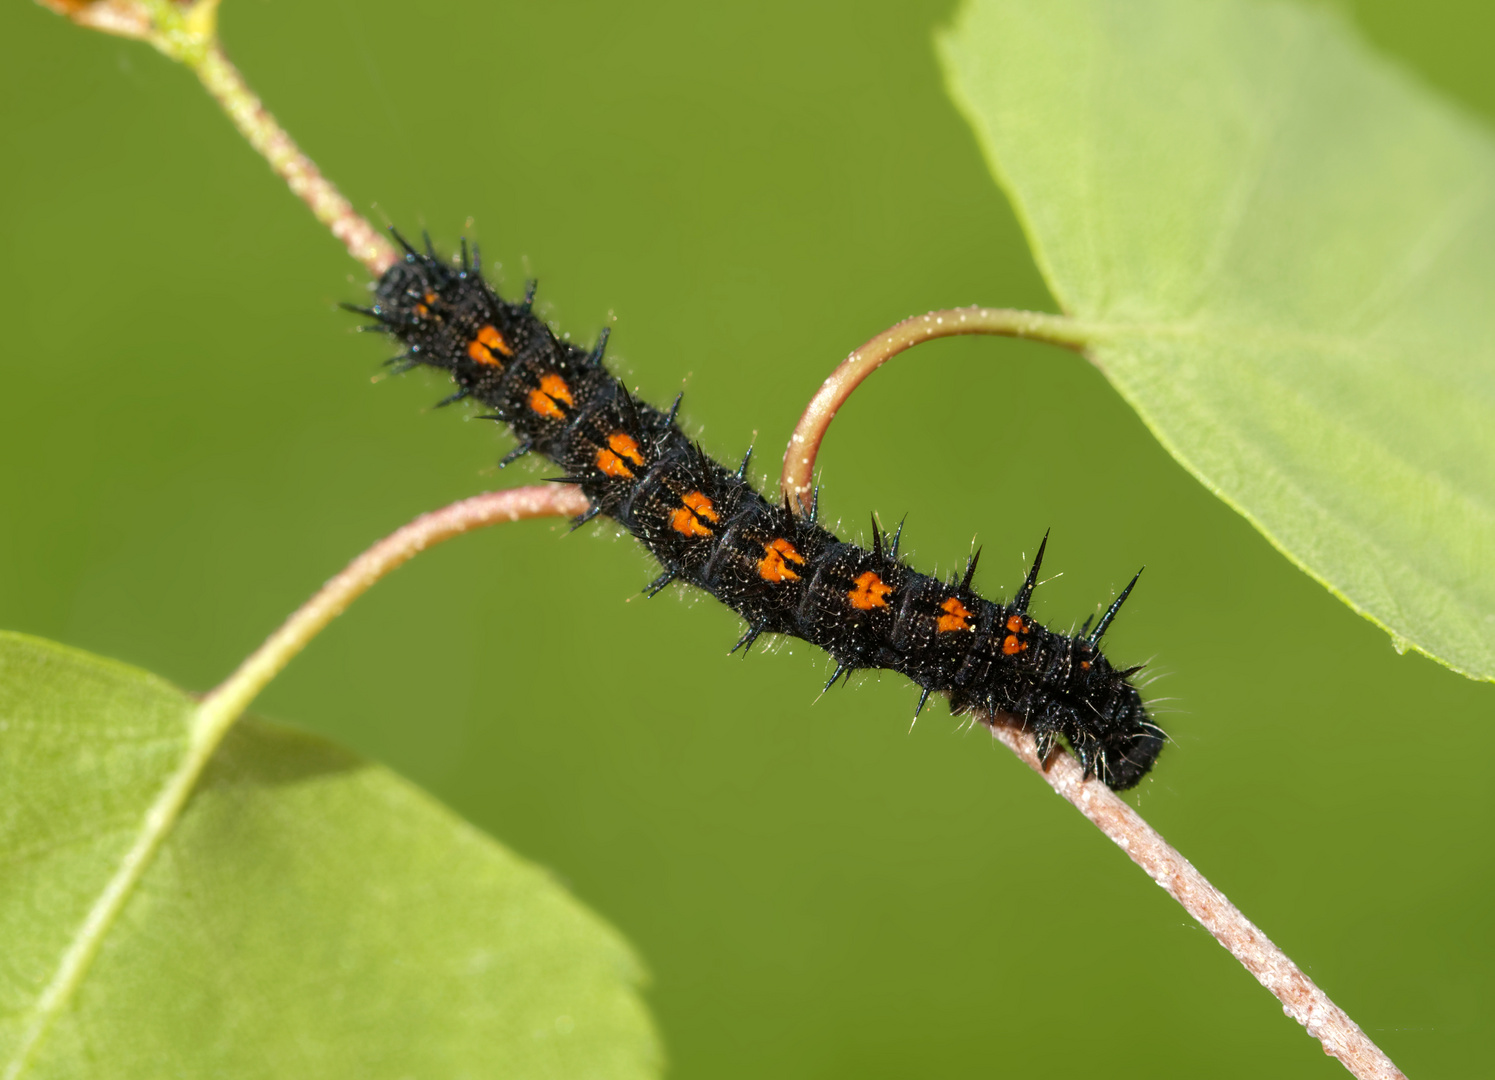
[349, 233, 1166, 789]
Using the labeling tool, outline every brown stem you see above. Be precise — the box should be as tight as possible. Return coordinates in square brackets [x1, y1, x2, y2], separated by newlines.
[780, 307, 1094, 512]
[781, 315, 1405, 1080]
[202, 485, 589, 717]
[36, 0, 399, 275]
[193, 44, 397, 276]
[986, 716, 1404, 1080]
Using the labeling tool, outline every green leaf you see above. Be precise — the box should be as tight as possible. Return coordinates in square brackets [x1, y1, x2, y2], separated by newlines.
[0, 630, 660, 1078]
[939, 0, 1495, 680]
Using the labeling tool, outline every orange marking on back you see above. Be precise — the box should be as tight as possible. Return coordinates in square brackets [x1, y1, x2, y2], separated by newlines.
[608, 431, 644, 466]
[758, 538, 805, 582]
[1080, 660, 1092, 670]
[848, 571, 892, 610]
[466, 325, 511, 367]
[937, 596, 973, 633]
[414, 303, 429, 318]
[1002, 634, 1027, 655]
[540, 373, 573, 405]
[597, 430, 646, 480]
[671, 491, 718, 537]
[479, 323, 513, 356]
[527, 373, 575, 420]
[596, 448, 634, 478]
[528, 388, 564, 419]
[467, 324, 513, 367]
[683, 491, 718, 521]
[1006, 614, 1026, 633]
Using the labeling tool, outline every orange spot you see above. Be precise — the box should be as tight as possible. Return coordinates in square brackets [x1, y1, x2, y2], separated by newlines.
[527, 373, 575, 420]
[1006, 615, 1026, 633]
[848, 571, 892, 610]
[1002, 634, 1027, 655]
[480, 324, 513, 355]
[596, 448, 634, 478]
[683, 491, 718, 521]
[1080, 660, 1092, 670]
[671, 491, 719, 537]
[937, 596, 973, 633]
[467, 324, 513, 367]
[758, 538, 805, 582]
[540, 373, 573, 405]
[608, 431, 644, 466]
[414, 303, 429, 318]
[528, 389, 564, 419]
[597, 430, 647, 480]
[424, 292, 438, 303]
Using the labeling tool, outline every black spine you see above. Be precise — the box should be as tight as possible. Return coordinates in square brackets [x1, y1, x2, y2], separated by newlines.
[359, 238, 1166, 789]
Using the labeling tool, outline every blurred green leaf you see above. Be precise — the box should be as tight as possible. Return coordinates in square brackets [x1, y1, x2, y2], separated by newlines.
[940, 0, 1495, 680]
[0, 630, 660, 1078]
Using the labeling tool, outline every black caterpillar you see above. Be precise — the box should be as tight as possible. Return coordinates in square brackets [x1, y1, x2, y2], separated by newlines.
[350, 234, 1166, 789]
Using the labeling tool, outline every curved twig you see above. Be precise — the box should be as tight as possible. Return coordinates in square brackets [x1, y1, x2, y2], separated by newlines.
[782, 319, 1405, 1080]
[193, 43, 397, 276]
[780, 307, 1095, 512]
[202, 485, 589, 722]
[37, 0, 398, 275]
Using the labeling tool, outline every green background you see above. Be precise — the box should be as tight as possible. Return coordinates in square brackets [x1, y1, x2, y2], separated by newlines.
[1, 0, 1489, 1076]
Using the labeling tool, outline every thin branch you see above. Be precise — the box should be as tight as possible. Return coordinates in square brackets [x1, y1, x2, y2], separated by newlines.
[781, 317, 1405, 1080]
[201, 485, 590, 724]
[36, 0, 398, 275]
[780, 306, 1095, 512]
[986, 716, 1404, 1080]
[192, 43, 397, 276]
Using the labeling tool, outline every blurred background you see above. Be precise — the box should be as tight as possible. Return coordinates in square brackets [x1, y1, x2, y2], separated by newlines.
[1, 0, 1490, 1076]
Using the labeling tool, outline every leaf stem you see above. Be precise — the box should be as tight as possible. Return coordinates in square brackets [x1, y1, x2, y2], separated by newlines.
[781, 316, 1405, 1080]
[191, 41, 397, 275]
[199, 485, 590, 725]
[36, 0, 398, 275]
[2, 485, 588, 1079]
[779, 306, 1095, 512]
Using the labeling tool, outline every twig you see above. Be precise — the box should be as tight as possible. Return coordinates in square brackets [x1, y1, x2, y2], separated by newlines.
[783, 319, 1406, 1080]
[780, 306, 1095, 512]
[201, 485, 590, 723]
[193, 43, 397, 275]
[36, 0, 398, 275]
[988, 717, 1403, 1080]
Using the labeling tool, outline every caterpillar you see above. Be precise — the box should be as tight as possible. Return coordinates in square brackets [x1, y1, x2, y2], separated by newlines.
[349, 233, 1167, 790]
